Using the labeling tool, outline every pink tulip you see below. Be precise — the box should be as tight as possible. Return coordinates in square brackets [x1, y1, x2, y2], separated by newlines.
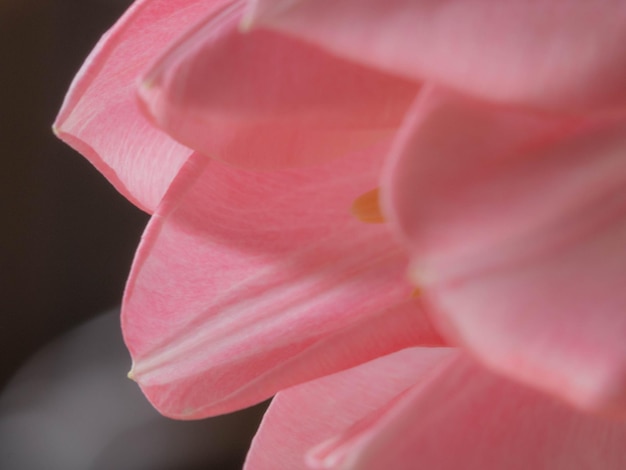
[54, 0, 626, 467]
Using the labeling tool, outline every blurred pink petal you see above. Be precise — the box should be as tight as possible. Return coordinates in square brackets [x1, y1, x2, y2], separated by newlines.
[123, 144, 443, 419]
[54, 0, 233, 211]
[298, 352, 626, 470]
[244, 348, 453, 470]
[384, 88, 626, 415]
[137, 1, 417, 170]
[246, 0, 626, 111]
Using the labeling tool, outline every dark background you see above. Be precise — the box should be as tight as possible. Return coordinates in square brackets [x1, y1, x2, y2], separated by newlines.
[1, 1, 262, 468]
[1, 0, 147, 392]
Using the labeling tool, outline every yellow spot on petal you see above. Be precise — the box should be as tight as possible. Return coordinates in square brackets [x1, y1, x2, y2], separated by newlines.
[127, 369, 136, 381]
[351, 188, 385, 224]
[410, 287, 422, 298]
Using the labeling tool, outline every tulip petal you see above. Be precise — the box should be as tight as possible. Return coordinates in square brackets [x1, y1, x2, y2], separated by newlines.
[137, 1, 417, 169]
[244, 347, 453, 470]
[123, 143, 444, 419]
[247, 0, 626, 111]
[307, 354, 626, 470]
[384, 88, 626, 415]
[54, 0, 233, 211]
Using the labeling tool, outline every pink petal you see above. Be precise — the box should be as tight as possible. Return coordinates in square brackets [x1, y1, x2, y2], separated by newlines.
[123, 144, 443, 419]
[246, 0, 626, 112]
[54, 0, 232, 210]
[244, 348, 454, 470]
[384, 88, 626, 415]
[137, 1, 417, 170]
[308, 354, 626, 470]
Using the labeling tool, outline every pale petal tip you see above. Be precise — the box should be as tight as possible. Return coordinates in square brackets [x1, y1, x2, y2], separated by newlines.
[238, 11, 255, 33]
[238, 1, 262, 32]
[135, 79, 161, 128]
[140, 78, 154, 90]
[137, 77, 157, 102]
[306, 438, 349, 470]
[127, 368, 136, 381]
[572, 368, 626, 418]
[239, 0, 299, 31]
[408, 263, 433, 286]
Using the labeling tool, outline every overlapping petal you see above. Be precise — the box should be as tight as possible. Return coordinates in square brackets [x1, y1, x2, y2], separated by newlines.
[137, 0, 418, 170]
[244, 348, 454, 470]
[123, 143, 443, 419]
[246, 0, 626, 111]
[384, 88, 626, 415]
[54, 0, 233, 211]
[275, 352, 626, 470]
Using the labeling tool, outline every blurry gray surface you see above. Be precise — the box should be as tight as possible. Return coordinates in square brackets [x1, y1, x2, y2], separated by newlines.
[0, 310, 264, 470]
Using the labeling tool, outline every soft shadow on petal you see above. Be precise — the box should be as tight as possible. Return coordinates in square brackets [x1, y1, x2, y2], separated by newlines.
[123, 143, 443, 419]
[306, 354, 626, 470]
[137, 1, 418, 169]
[54, 0, 234, 211]
[244, 348, 454, 470]
[246, 0, 626, 112]
[382, 87, 571, 273]
[384, 88, 626, 415]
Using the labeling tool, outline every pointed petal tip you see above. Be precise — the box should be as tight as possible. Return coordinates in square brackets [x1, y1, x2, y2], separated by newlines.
[407, 263, 435, 287]
[240, 0, 302, 31]
[570, 366, 626, 418]
[240, 0, 280, 30]
[138, 75, 156, 92]
[134, 81, 161, 130]
[306, 438, 347, 470]
[52, 111, 71, 140]
[238, 10, 255, 33]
